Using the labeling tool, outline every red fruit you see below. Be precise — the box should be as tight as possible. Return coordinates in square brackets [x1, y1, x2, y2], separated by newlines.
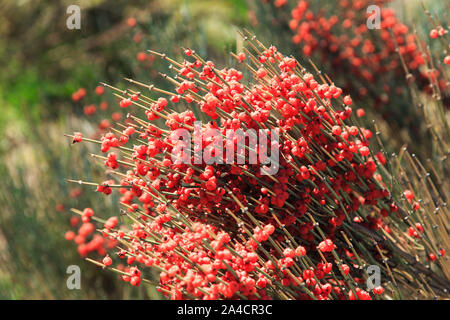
[100, 101, 108, 110]
[120, 98, 132, 108]
[444, 55, 450, 65]
[263, 224, 275, 235]
[237, 52, 246, 62]
[403, 189, 414, 201]
[130, 276, 141, 286]
[429, 29, 438, 39]
[318, 239, 334, 252]
[157, 97, 168, 110]
[373, 286, 385, 295]
[343, 95, 353, 105]
[205, 177, 217, 191]
[112, 112, 122, 121]
[356, 108, 365, 117]
[274, 0, 287, 7]
[78, 222, 95, 237]
[256, 277, 268, 288]
[83, 208, 94, 217]
[257, 68, 267, 78]
[359, 146, 370, 156]
[348, 126, 358, 136]
[70, 216, 79, 227]
[83, 104, 97, 116]
[332, 125, 342, 136]
[375, 152, 386, 165]
[283, 248, 295, 258]
[103, 255, 113, 266]
[72, 132, 82, 143]
[341, 264, 350, 275]
[72, 88, 86, 101]
[295, 245, 306, 257]
[415, 223, 423, 233]
[74, 235, 85, 245]
[95, 86, 105, 95]
[127, 17, 137, 27]
[127, 256, 136, 265]
[137, 52, 147, 61]
[65, 231, 76, 241]
[105, 216, 118, 229]
[357, 289, 371, 300]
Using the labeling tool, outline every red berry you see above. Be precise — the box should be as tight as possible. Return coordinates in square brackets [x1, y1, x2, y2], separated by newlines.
[72, 132, 82, 143]
[429, 29, 439, 39]
[356, 108, 365, 117]
[237, 52, 246, 62]
[295, 246, 306, 257]
[283, 248, 295, 258]
[105, 216, 118, 229]
[332, 125, 342, 136]
[444, 55, 450, 65]
[373, 286, 384, 295]
[103, 255, 113, 266]
[257, 68, 267, 78]
[403, 189, 414, 201]
[343, 95, 353, 105]
[137, 52, 147, 62]
[65, 231, 76, 241]
[318, 239, 334, 252]
[341, 264, 350, 275]
[359, 146, 370, 156]
[127, 18, 137, 27]
[120, 98, 132, 108]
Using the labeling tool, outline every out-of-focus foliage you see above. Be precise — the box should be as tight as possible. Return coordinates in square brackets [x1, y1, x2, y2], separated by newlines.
[0, 0, 248, 129]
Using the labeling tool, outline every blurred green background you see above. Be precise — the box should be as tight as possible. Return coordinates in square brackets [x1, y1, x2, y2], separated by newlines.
[0, 0, 443, 299]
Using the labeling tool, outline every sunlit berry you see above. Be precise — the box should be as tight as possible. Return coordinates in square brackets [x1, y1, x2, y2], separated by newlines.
[103, 255, 113, 266]
[343, 95, 353, 105]
[120, 98, 132, 108]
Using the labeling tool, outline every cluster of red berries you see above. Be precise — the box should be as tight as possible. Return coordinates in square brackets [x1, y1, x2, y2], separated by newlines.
[65, 209, 117, 257]
[288, 0, 425, 101]
[71, 88, 86, 102]
[72, 85, 112, 119]
[429, 26, 450, 66]
[66, 16, 450, 298]
[68, 36, 420, 300]
[256, 0, 450, 135]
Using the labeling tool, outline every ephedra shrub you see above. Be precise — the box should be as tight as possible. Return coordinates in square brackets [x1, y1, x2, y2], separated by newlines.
[67, 31, 450, 300]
